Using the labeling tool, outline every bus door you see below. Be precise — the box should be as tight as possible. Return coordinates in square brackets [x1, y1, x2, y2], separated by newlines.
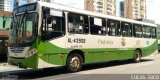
[40, 7, 65, 67]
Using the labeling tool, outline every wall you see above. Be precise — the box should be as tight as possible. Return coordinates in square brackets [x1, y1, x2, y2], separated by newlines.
[0, 15, 12, 29]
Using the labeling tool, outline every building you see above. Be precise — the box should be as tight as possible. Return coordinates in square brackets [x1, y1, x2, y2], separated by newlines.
[121, 0, 146, 19]
[120, 1, 124, 17]
[14, 0, 19, 8]
[0, 0, 11, 11]
[26, 0, 54, 3]
[0, 11, 12, 62]
[85, 0, 116, 16]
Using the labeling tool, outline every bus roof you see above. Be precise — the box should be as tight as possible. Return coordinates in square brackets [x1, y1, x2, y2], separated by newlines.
[37, 1, 156, 27]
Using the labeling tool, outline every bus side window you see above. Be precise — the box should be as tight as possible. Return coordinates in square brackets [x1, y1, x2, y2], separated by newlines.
[102, 19, 107, 35]
[42, 7, 65, 41]
[121, 22, 132, 37]
[151, 27, 157, 39]
[90, 17, 106, 35]
[133, 24, 143, 38]
[143, 25, 151, 38]
[68, 13, 89, 34]
[107, 19, 120, 36]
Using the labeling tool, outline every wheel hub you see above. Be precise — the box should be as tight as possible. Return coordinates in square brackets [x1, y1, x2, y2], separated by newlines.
[70, 57, 80, 70]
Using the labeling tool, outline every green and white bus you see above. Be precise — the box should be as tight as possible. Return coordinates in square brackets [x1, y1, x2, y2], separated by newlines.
[8, 1, 158, 72]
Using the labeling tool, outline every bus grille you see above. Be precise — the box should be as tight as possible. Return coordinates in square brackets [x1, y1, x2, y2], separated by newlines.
[10, 47, 25, 53]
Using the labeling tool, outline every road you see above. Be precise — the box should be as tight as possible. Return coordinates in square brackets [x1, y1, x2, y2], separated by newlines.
[0, 53, 160, 80]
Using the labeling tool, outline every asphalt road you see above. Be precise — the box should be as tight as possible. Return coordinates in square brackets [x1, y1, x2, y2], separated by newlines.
[0, 53, 160, 80]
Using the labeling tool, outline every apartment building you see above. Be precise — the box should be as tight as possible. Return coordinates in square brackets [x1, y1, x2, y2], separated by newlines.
[120, 1, 124, 17]
[0, 0, 10, 11]
[85, 0, 116, 16]
[121, 0, 146, 19]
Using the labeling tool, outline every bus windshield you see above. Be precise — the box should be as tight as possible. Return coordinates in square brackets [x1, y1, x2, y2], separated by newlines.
[10, 12, 38, 47]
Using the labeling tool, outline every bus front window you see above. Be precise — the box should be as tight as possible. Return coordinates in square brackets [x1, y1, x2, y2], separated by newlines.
[10, 13, 38, 47]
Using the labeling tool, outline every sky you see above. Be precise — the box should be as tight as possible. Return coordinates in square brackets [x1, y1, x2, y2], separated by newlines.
[147, 0, 160, 23]
[10, 0, 160, 24]
[54, 0, 160, 24]
[10, 0, 26, 11]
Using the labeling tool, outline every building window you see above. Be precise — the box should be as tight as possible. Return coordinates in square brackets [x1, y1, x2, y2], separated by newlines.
[97, 5, 103, 8]
[97, 2, 103, 5]
[107, 12, 112, 15]
[108, 0, 112, 3]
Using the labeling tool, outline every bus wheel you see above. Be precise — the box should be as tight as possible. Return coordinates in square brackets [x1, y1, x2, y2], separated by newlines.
[66, 53, 83, 72]
[133, 50, 141, 63]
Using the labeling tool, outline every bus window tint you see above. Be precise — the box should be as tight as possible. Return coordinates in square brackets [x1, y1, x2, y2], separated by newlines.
[121, 22, 132, 37]
[133, 24, 142, 38]
[151, 27, 156, 38]
[107, 19, 120, 36]
[143, 26, 151, 38]
[90, 17, 106, 35]
[68, 13, 89, 34]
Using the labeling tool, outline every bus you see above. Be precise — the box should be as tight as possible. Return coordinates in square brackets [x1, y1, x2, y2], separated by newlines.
[8, 1, 158, 72]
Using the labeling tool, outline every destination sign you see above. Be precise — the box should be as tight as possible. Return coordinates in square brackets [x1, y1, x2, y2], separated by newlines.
[14, 3, 37, 14]
[50, 8, 63, 17]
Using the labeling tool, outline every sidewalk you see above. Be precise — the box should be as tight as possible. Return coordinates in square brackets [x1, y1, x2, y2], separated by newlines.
[0, 63, 8, 66]
[0, 63, 23, 72]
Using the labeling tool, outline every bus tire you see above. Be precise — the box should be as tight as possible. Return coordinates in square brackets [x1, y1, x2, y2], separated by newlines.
[133, 50, 141, 63]
[66, 53, 83, 72]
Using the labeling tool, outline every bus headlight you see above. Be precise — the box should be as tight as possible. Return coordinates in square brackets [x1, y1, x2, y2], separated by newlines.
[27, 48, 37, 57]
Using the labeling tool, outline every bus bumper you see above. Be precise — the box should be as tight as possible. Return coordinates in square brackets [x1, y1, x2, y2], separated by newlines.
[8, 54, 38, 69]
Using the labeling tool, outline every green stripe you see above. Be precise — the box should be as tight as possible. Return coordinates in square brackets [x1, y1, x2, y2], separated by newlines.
[38, 38, 158, 66]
